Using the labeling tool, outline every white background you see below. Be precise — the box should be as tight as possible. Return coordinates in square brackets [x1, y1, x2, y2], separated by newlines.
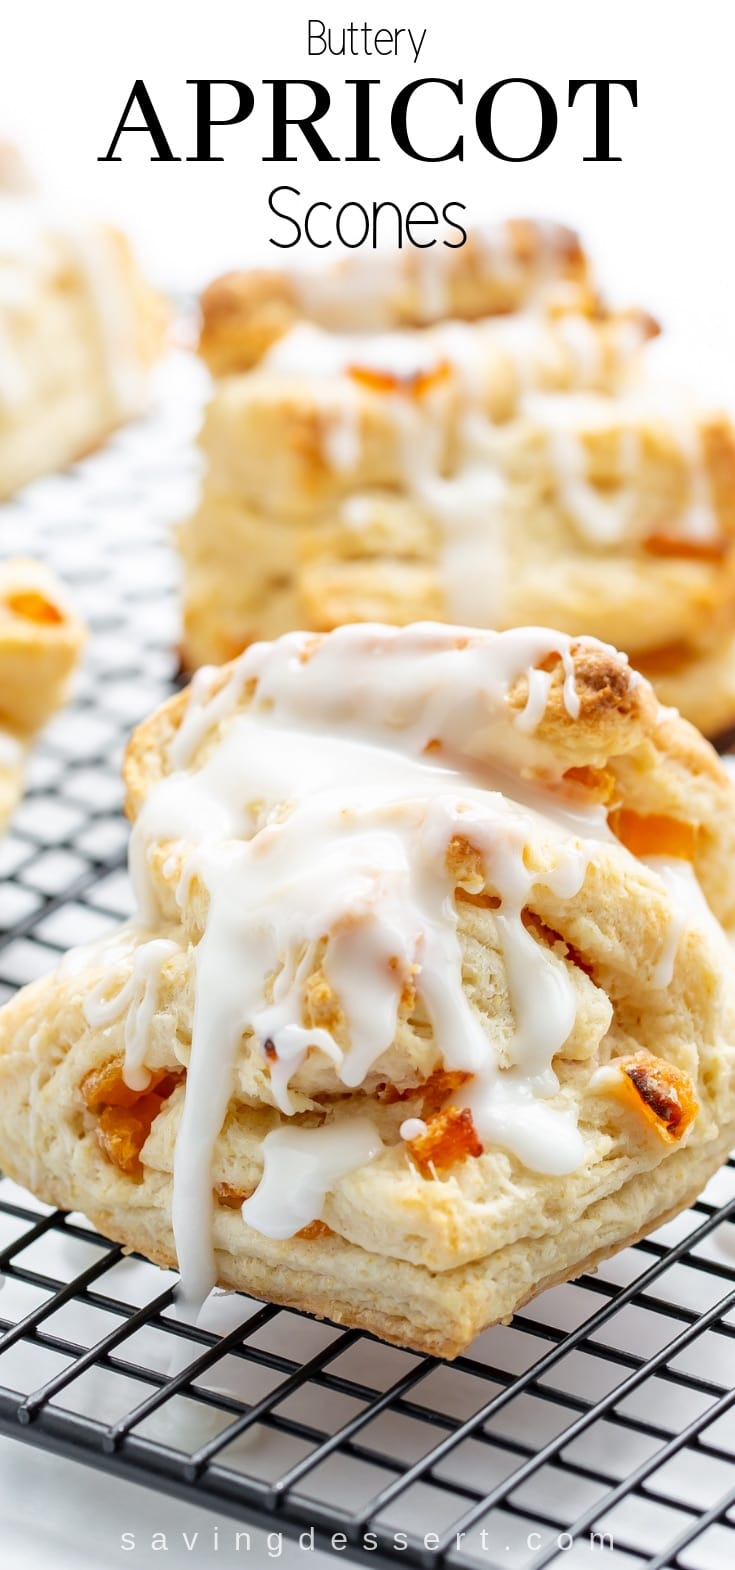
[1, 2, 735, 1564]
[0, 0, 731, 336]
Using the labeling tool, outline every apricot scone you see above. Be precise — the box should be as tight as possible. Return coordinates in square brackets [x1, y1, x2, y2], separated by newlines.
[0, 171, 166, 499]
[198, 218, 595, 373]
[0, 557, 85, 831]
[183, 225, 735, 736]
[0, 623, 734, 1357]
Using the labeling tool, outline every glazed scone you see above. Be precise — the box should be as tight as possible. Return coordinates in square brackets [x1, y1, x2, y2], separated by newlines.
[199, 218, 594, 374]
[182, 332, 735, 734]
[0, 178, 166, 499]
[1, 623, 735, 1357]
[0, 557, 85, 831]
[183, 224, 735, 736]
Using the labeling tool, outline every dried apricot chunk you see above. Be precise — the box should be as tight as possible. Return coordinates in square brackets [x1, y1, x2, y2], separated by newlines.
[347, 358, 451, 399]
[643, 533, 728, 562]
[612, 1052, 698, 1144]
[408, 1105, 483, 1177]
[608, 808, 696, 861]
[95, 1096, 165, 1181]
[86, 1058, 183, 1178]
[6, 590, 64, 625]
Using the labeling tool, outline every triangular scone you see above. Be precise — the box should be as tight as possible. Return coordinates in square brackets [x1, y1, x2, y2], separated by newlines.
[0, 557, 85, 831]
[0, 161, 166, 499]
[1, 624, 735, 1358]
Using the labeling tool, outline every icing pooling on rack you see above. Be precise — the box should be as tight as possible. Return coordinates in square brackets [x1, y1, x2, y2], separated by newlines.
[118, 622, 673, 1296]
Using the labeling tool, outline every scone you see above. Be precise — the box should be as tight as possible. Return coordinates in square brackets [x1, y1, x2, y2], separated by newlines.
[0, 558, 85, 831]
[0, 166, 166, 499]
[199, 218, 594, 374]
[1, 623, 734, 1358]
[182, 224, 735, 737]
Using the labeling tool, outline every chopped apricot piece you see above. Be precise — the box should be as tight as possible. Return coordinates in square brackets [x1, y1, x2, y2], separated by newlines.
[297, 1219, 333, 1240]
[346, 358, 451, 399]
[82, 1058, 183, 1110]
[643, 533, 728, 562]
[408, 1106, 483, 1177]
[6, 590, 64, 625]
[375, 1068, 470, 1116]
[608, 808, 697, 861]
[611, 1053, 698, 1144]
[563, 764, 617, 803]
[420, 1071, 472, 1120]
[215, 1182, 249, 1209]
[95, 1096, 166, 1181]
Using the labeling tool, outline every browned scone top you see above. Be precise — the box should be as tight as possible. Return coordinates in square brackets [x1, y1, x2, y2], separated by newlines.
[198, 219, 593, 374]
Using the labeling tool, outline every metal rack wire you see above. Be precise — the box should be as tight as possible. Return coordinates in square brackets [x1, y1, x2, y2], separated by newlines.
[0, 359, 734, 1569]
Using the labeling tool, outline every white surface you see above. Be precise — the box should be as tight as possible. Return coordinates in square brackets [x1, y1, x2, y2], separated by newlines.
[0, 1436, 334, 1569]
[0, 0, 730, 347]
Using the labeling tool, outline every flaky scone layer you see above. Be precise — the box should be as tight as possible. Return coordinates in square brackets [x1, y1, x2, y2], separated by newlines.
[0, 931, 730, 1359]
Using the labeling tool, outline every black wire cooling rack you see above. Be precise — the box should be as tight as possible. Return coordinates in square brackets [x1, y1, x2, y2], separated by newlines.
[0, 359, 734, 1570]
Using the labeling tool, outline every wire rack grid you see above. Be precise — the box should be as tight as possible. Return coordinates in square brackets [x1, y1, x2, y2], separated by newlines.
[0, 358, 734, 1570]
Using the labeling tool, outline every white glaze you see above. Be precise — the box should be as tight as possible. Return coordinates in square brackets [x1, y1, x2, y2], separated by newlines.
[107, 623, 704, 1302]
[240, 1118, 384, 1240]
[83, 936, 179, 1091]
[400, 1117, 427, 1141]
[515, 667, 554, 734]
[126, 624, 622, 1295]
